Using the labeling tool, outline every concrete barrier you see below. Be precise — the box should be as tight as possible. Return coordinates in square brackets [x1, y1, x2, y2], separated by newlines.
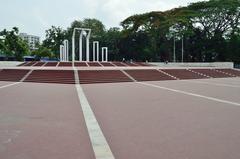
[149, 62, 234, 68]
[0, 61, 23, 67]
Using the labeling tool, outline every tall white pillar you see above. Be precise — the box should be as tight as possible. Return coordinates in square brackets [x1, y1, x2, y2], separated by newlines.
[72, 28, 92, 62]
[72, 30, 75, 62]
[96, 42, 99, 62]
[79, 31, 83, 61]
[101, 47, 104, 62]
[60, 45, 64, 61]
[93, 41, 99, 62]
[63, 45, 65, 61]
[86, 30, 91, 62]
[67, 40, 69, 61]
[63, 40, 69, 62]
[93, 42, 95, 61]
[60, 45, 62, 61]
[105, 47, 108, 62]
[101, 47, 108, 62]
[86, 38, 89, 62]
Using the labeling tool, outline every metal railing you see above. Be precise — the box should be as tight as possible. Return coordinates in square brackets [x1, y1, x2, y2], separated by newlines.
[234, 63, 240, 69]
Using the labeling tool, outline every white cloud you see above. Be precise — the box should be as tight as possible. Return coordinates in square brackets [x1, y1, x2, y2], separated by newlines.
[0, 0, 206, 39]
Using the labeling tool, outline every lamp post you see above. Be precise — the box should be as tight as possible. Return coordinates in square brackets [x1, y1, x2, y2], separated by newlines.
[181, 35, 184, 63]
[173, 36, 176, 63]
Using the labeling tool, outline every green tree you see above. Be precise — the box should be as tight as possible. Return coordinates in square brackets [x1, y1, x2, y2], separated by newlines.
[0, 27, 30, 60]
[31, 45, 53, 59]
[120, 0, 240, 62]
[68, 18, 106, 40]
[42, 26, 66, 58]
[102, 27, 121, 61]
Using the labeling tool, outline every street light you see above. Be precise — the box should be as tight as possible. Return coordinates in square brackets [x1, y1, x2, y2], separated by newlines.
[181, 35, 184, 63]
[173, 35, 176, 62]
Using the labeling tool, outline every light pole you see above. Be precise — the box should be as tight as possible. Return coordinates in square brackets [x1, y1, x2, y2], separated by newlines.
[181, 35, 184, 63]
[173, 36, 176, 62]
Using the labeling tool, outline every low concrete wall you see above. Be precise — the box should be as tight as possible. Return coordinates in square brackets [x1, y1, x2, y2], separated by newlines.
[0, 61, 23, 67]
[149, 62, 234, 68]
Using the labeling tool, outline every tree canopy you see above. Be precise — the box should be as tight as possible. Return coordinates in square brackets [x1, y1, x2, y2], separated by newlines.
[0, 27, 30, 60]
[119, 0, 240, 62]
[3, 0, 239, 62]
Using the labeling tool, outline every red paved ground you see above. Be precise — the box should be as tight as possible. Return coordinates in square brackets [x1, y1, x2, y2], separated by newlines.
[0, 82, 95, 159]
[0, 81, 16, 87]
[162, 69, 207, 79]
[100, 62, 115, 67]
[78, 70, 132, 84]
[83, 79, 240, 159]
[74, 62, 88, 67]
[45, 62, 58, 67]
[201, 78, 240, 86]
[87, 62, 102, 67]
[125, 69, 174, 81]
[24, 70, 75, 84]
[0, 66, 240, 159]
[0, 69, 29, 82]
[148, 79, 240, 104]
[190, 69, 234, 78]
[216, 69, 240, 76]
[58, 62, 72, 67]
[33, 62, 45, 67]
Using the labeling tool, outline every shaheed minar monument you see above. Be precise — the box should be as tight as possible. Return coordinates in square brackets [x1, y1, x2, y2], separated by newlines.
[59, 28, 108, 62]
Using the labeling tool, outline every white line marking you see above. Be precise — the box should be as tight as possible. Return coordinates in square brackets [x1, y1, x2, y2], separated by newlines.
[31, 62, 38, 66]
[0, 82, 21, 89]
[138, 82, 240, 106]
[42, 62, 48, 67]
[98, 62, 104, 67]
[73, 67, 115, 159]
[0, 69, 33, 89]
[214, 69, 236, 77]
[20, 70, 33, 82]
[233, 68, 240, 72]
[184, 80, 240, 88]
[130, 62, 138, 66]
[121, 70, 136, 82]
[121, 62, 128, 66]
[22, 62, 30, 66]
[56, 62, 60, 67]
[187, 69, 211, 78]
[157, 69, 179, 80]
[110, 62, 117, 67]
[86, 62, 90, 67]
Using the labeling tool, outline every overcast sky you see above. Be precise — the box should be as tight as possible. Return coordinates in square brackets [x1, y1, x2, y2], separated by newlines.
[0, 0, 204, 39]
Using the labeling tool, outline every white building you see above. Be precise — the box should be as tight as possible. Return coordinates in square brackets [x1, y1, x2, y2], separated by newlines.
[19, 33, 40, 50]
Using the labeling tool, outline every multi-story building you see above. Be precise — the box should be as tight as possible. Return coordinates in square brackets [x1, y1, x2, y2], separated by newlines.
[19, 33, 40, 50]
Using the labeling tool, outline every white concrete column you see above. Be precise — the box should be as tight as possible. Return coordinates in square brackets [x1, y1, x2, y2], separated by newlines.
[60, 45, 64, 61]
[60, 45, 62, 61]
[64, 40, 69, 62]
[96, 42, 99, 62]
[93, 42, 95, 61]
[64, 40, 69, 61]
[86, 38, 89, 62]
[72, 29, 75, 62]
[101, 47, 104, 62]
[101, 47, 108, 62]
[63, 45, 65, 61]
[93, 41, 99, 62]
[79, 31, 83, 62]
[72, 28, 92, 62]
[105, 47, 108, 62]
[66, 40, 69, 61]
[86, 30, 91, 62]
[62, 45, 65, 61]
